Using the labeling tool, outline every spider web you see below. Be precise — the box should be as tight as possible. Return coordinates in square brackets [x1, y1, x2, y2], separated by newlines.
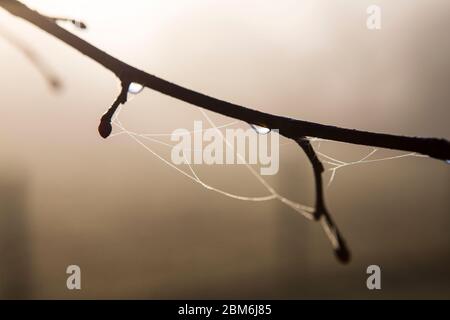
[109, 94, 426, 247]
[111, 104, 315, 220]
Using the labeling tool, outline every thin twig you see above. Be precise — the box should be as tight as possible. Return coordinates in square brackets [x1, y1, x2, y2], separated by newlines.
[296, 137, 350, 263]
[98, 81, 129, 138]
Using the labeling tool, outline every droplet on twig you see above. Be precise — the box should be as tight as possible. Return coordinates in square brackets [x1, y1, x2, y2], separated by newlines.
[250, 124, 271, 135]
[128, 82, 144, 95]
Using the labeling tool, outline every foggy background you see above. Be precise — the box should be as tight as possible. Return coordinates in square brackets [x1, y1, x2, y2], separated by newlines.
[0, 0, 449, 299]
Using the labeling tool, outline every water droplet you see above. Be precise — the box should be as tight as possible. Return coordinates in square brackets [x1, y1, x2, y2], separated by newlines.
[250, 124, 271, 135]
[446, 160, 450, 164]
[128, 82, 144, 94]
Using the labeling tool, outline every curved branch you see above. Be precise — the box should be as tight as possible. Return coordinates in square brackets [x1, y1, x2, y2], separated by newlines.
[1, 0, 449, 161]
[2, 0, 449, 263]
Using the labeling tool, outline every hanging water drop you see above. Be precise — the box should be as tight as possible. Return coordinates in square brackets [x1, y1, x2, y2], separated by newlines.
[128, 82, 144, 94]
[250, 124, 271, 135]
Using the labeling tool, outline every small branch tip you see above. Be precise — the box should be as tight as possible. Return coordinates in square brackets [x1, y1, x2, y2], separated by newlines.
[98, 81, 129, 139]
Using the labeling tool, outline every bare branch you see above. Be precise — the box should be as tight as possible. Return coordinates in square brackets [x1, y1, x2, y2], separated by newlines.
[1, 0, 448, 161]
[1, 0, 449, 263]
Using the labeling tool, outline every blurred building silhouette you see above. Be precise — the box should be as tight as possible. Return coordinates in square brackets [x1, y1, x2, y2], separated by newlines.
[0, 166, 32, 299]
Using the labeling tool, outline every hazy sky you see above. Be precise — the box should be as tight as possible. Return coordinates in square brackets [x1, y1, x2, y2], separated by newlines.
[0, 0, 449, 298]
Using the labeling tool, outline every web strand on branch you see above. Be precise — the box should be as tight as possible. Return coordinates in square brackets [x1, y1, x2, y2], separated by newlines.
[110, 104, 425, 228]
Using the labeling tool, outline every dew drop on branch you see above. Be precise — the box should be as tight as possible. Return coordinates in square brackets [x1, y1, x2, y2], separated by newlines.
[128, 82, 144, 95]
[250, 124, 271, 135]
